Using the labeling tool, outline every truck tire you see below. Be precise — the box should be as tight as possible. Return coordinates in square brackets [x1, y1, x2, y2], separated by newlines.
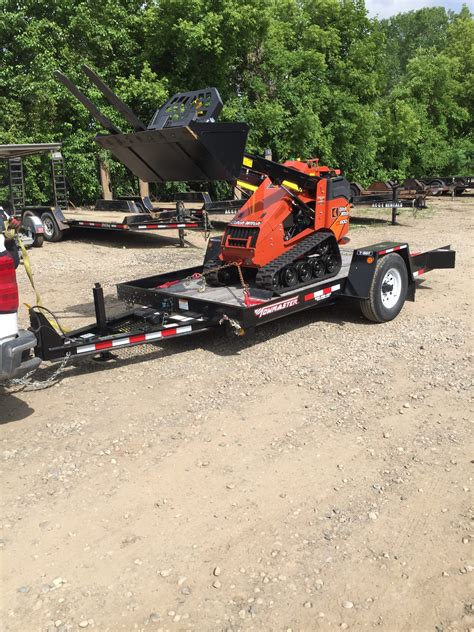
[360, 253, 408, 323]
[41, 211, 63, 242]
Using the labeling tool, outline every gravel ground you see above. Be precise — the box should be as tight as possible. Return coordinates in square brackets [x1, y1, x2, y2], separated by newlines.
[1, 198, 473, 632]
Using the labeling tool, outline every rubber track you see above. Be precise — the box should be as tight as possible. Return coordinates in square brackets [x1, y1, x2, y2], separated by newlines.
[203, 258, 223, 286]
[255, 230, 341, 293]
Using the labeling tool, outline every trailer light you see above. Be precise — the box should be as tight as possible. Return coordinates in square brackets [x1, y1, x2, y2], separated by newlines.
[367, 256, 374, 264]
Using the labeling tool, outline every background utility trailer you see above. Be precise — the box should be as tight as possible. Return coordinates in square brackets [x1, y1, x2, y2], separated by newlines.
[35, 196, 211, 247]
[0, 143, 55, 248]
[0, 142, 212, 247]
[30, 240, 455, 364]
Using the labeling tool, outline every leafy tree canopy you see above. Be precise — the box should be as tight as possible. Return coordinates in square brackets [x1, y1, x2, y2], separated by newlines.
[0, 0, 472, 204]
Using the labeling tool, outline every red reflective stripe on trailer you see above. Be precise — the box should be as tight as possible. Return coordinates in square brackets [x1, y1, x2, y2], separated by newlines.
[95, 340, 113, 350]
[378, 244, 408, 255]
[75, 324, 194, 355]
[129, 333, 146, 343]
[304, 283, 341, 302]
[412, 268, 425, 277]
[161, 328, 177, 337]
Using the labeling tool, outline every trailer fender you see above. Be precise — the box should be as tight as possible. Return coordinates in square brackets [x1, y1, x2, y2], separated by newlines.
[21, 212, 44, 248]
[344, 243, 415, 302]
[51, 206, 70, 231]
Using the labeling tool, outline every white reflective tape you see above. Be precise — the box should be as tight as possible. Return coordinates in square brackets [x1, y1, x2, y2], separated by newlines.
[112, 337, 131, 348]
[76, 343, 96, 354]
[178, 325, 192, 334]
[145, 331, 164, 342]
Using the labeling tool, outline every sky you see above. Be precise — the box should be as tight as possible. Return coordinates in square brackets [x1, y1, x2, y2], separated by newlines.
[365, 0, 473, 18]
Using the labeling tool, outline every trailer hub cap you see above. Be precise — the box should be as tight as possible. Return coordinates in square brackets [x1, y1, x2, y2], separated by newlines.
[381, 268, 402, 309]
[42, 216, 55, 238]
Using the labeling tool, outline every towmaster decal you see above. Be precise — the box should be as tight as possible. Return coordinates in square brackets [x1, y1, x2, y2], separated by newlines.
[254, 296, 299, 318]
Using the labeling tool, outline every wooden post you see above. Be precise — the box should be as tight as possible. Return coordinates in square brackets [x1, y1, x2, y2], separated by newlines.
[139, 179, 150, 199]
[99, 160, 112, 200]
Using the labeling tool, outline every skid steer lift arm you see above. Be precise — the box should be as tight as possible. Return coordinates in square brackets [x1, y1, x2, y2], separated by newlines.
[239, 153, 320, 225]
[241, 153, 320, 193]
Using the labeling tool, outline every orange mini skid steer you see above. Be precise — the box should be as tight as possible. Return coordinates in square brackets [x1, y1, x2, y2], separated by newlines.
[204, 154, 352, 292]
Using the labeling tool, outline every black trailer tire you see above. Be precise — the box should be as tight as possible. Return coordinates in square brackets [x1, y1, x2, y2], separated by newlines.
[21, 212, 44, 247]
[41, 211, 63, 242]
[32, 233, 44, 248]
[360, 253, 408, 323]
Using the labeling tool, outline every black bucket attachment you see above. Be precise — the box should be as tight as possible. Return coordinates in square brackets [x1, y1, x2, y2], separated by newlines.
[95, 121, 248, 182]
[55, 67, 248, 183]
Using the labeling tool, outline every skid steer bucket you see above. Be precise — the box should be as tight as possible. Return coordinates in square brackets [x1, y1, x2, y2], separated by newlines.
[95, 121, 248, 182]
[56, 68, 248, 183]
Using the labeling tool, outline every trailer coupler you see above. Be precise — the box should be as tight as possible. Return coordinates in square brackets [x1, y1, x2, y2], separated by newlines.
[29, 283, 214, 362]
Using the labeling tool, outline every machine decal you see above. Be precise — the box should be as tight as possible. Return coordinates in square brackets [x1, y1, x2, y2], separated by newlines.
[231, 220, 261, 227]
[254, 296, 299, 318]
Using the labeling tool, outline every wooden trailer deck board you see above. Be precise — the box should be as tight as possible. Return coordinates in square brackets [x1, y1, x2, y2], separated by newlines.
[62, 208, 134, 223]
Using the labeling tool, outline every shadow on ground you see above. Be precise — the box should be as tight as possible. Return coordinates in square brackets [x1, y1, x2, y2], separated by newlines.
[62, 229, 199, 250]
[0, 390, 35, 424]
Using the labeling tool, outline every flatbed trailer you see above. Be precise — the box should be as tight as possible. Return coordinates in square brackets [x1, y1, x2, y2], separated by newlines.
[30, 240, 455, 364]
[23, 200, 211, 247]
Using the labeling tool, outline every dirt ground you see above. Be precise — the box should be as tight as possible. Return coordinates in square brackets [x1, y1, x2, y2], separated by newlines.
[1, 198, 473, 632]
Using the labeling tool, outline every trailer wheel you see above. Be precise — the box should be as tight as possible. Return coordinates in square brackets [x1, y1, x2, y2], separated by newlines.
[32, 233, 44, 248]
[360, 253, 408, 323]
[21, 212, 44, 247]
[41, 211, 63, 242]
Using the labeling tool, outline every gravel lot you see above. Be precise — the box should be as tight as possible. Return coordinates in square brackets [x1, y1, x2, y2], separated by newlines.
[1, 198, 473, 632]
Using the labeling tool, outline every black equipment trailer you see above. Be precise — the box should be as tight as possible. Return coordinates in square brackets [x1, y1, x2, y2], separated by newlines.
[30, 241, 455, 364]
[34, 198, 211, 247]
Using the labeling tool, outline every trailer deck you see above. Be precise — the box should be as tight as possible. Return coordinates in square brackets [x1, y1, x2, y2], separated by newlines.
[26, 200, 210, 247]
[124, 249, 355, 308]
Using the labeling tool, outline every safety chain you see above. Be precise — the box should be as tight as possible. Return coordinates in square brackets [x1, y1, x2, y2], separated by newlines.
[183, 260, 249, 296]
[4, 352, 71, 392]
